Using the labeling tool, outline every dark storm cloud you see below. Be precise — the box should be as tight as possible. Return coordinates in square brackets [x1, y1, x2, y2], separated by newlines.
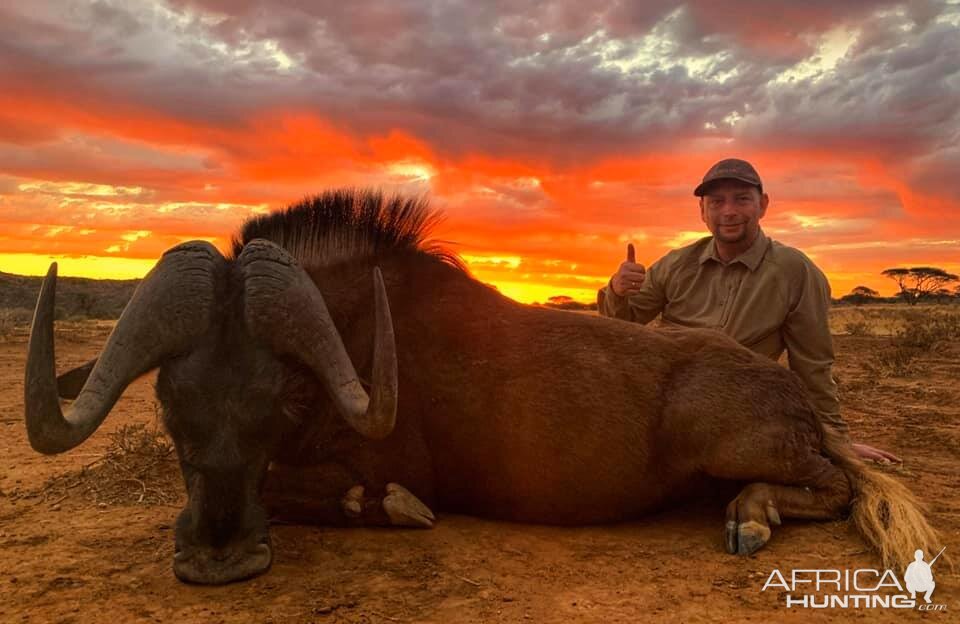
[741, 9, 959, 144]
[1, 1, 957, 183]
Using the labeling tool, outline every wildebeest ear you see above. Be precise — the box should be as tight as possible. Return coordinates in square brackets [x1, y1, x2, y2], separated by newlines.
[56, 358, 98, 400]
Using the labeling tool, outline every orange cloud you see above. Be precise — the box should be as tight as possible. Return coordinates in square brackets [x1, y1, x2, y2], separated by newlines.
[3, 117, 957, 302]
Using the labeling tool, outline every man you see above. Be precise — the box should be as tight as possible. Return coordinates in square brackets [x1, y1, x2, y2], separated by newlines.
[597, 158, 899, 463]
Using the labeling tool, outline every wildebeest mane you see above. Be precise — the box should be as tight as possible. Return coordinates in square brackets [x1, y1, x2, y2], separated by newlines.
[230, 189, 464, 271]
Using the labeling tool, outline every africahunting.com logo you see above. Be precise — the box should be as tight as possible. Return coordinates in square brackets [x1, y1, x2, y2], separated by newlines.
[760, 547, 947, 611]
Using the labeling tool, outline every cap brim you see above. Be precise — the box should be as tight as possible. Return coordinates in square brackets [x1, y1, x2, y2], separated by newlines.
[694, 177, 762, 197]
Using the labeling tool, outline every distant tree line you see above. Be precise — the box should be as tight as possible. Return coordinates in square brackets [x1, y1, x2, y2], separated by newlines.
[837, 266, 960, 306]
[3, 264, 957, 320]
[538, 295, 598, 311]
[537, 266, 960, 309]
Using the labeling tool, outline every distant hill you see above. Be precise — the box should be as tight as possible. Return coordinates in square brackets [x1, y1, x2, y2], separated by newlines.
[0, 271, 140, 320]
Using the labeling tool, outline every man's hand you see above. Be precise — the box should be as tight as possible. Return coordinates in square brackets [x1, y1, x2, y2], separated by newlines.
[851, 442, 902, 464]
[610, 243, 647, 297]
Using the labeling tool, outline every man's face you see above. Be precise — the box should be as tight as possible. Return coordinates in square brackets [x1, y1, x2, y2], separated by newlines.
[699, 180, 769, 245]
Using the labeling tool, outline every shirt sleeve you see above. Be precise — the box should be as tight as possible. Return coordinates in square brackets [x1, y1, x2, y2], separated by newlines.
[597, 257, 667, 325]
[782, 260, 847, 438]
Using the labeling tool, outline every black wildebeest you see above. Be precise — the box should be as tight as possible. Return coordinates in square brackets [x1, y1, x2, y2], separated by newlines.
[26, 190, 940, 584]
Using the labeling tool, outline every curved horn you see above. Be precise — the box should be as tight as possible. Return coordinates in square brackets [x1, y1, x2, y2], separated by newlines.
[25, 241, 224, 454]
[57, 358, 98, 400]
[239, 239, 397, 439]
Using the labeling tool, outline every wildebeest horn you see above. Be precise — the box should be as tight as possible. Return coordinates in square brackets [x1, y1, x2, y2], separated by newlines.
[239, 239, 398, 440]
[24, 241, 224, 454]
[56, 358, 98, 400]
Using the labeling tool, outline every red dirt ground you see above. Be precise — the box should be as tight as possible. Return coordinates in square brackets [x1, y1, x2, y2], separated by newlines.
[1, 321, 957, 623]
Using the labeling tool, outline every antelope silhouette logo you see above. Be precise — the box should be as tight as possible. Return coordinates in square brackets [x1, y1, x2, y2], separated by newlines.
[904, 547, 945, 604]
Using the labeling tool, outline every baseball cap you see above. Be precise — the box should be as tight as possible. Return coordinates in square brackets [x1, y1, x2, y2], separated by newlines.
[694, 158, 763, 196]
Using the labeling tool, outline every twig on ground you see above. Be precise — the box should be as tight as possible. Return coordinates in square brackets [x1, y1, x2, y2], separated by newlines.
[116, 478, 147, 502]
[368, 611, 401, 622]
[82, 455, 106, 469]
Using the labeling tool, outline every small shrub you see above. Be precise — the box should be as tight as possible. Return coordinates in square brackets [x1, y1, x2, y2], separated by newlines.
[864, 346, 919, 378]
[844, 321, 872, 337]
[0, 307, 33, 341]
[861, 314, 960, 378]
[0, 312, 11, 340]
[893, 314, 960, 350]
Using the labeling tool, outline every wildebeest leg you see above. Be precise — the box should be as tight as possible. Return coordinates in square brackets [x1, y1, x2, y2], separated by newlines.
[701, 429, 851, 556]
[345, 483, 436, 528]
[263, 462, 435, 528]
[263, 461, 365, 526]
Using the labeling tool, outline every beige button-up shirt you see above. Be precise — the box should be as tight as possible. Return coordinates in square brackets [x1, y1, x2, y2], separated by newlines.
[597, 229, 845, 435]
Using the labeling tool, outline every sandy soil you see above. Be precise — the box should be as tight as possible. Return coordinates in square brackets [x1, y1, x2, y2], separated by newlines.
[1, 319, 957, 623]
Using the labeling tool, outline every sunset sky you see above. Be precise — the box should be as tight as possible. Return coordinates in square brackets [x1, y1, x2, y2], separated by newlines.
[1, 1, 958, 303]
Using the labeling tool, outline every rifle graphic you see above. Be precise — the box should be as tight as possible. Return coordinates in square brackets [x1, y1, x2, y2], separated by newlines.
[929, 546, 946, 567]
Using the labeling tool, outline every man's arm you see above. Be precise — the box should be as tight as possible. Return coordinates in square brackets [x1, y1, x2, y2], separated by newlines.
[781, 260, 847, 437]
[784, 258, 901, 463]
[597, 255, 667, 324]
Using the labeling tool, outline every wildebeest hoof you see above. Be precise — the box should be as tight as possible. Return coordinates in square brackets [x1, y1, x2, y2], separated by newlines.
[383, 483, 435, 528]
[341, 485, 365, 519]
[724, 521, 738, 554]
[735, 520, 771, 556]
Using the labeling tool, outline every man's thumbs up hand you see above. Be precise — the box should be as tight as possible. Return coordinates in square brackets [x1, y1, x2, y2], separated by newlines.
[610, 243, 646, 297]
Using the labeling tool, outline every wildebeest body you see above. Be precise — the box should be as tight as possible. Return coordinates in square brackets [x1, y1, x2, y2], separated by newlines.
[266, 250, 820, 525]
[30, 190, 943, 584]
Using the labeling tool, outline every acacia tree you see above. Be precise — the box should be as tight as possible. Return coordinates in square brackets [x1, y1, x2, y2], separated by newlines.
[881, 267, 959, 305]
[850, 286, 879, 297]
[544, 295, 596, 311]
[840, 285, 880, 306]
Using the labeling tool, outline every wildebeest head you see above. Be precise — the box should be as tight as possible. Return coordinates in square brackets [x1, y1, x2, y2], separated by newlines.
[24, 238, 398, 584]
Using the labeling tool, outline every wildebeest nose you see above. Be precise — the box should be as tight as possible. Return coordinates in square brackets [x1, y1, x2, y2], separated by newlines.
[210, 549, 230, 562]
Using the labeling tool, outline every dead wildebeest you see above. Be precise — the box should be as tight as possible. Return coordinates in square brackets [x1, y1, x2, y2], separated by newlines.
[26, 190, 940, 584]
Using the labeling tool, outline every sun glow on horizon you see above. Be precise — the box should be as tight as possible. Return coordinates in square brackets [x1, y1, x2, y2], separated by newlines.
[2, 248, 956, 305]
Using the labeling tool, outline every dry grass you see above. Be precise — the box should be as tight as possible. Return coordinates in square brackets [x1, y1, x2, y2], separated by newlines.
[0, 307, 32, 342]
[52, 319, 116, 344]
[0, 311, 116, 345]
[842, 320, 873, 337]
[829, 303, 960, 336]
[34, 419, 181, 507]
[0, 311, 12, 342]
[842, 306, 960, 378]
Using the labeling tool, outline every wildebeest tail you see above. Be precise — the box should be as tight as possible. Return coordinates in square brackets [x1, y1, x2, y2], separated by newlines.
[820, 424, 950, 570]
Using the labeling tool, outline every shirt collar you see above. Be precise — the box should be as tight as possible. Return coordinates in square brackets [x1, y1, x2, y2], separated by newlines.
[699, 228, 769, 272]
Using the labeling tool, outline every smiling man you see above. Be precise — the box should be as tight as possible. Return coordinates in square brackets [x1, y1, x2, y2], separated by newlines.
[597, 158, 899, 464]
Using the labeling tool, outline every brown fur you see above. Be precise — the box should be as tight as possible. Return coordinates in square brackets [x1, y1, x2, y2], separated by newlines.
[253, 249, 940, 569]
